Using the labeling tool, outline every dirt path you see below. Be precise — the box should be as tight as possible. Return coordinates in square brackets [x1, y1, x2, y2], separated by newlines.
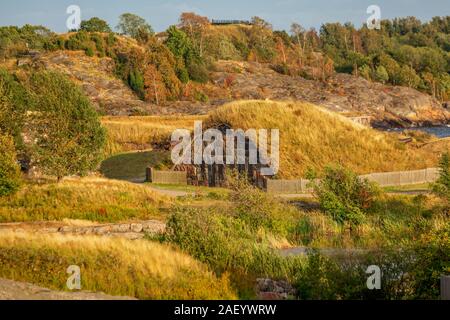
[279, 247, 367, 257]
[146, 186, 191, 197]
[0, 278, 136, 300]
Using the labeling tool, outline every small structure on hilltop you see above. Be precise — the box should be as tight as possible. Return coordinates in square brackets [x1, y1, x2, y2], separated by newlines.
[346, 115, 373, 127]
[211, 19, 252, 26]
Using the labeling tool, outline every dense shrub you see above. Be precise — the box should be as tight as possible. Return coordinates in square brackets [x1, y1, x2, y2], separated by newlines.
[0, 69, 27, 148]
[0, 25, 54, 58]
[165, 207, 296, 279]
[227, 171, 297, 236]
[433, 152, 450, 205]
[312, 166, 379, 227]
[0, 134, 22, 197]
[295, 223, 449, 300]
[187, 61, 210, 83]
[409, 225, 450, 299]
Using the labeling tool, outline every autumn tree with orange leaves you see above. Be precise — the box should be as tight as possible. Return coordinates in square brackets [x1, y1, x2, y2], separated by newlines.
[144, 64, 166, 105]
[179, 12, 210, 57]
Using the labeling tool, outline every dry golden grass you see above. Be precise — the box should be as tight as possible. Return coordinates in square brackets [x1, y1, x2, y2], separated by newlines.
[205, 100, 439, 178]
[0, 177, 169, 223]
[102, 115, 207, 155]
[206, 24, 252, 39]
[0, 232, 236, 300]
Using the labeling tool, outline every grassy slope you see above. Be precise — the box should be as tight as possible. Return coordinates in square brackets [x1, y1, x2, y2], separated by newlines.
[205, 100, 438, 178]
[102, 115, 207, 155]
[0, 177, 169, 223]
[0, 232, 236, 300]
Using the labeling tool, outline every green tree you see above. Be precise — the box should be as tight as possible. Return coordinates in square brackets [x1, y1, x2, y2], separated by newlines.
[27, 71, 106, 181]
[179, 12, 210, 58]
[80, 17, 112, 33]
[373, 65, 389, 84]
[165, 26, 194, 62]
[0, 133, 22, 196]
[359, 64, 372, 80]
[248, 17, 276, 62]
[128, 69, 145, 98]
[116, 13, 154, 40]
[164, 25, 209, 83]
[398, 65, 421, 88]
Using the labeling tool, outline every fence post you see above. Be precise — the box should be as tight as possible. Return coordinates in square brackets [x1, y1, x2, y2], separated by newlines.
[146, 167, 154, 183]
[441, 275, 450, 300]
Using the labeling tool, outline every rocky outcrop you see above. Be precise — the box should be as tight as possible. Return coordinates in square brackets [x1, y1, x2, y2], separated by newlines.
[256, 278, 296, 300]
[33, 52, 449, 127]
[34, 51, 153, 116]
[0, 220, 166, 240]
[57, 220, 166, 240]
[0, 278, 136, 300]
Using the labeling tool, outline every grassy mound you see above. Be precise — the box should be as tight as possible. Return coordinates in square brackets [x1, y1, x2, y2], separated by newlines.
[205, 100, 437, 178]
[0, 177, 168, 223]
[0, 232, 236, 300]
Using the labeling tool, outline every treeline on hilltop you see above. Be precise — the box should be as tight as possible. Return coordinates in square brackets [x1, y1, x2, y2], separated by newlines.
[0, 14, 449, 104]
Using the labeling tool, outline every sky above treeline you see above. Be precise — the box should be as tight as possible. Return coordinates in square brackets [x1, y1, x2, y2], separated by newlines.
[0, 0, 449, 33]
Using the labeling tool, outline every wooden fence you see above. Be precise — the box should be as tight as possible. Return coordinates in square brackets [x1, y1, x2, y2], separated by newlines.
[211, 19, 252, 25]
[146, 168, 187, 185]
[266, 179, 313, 194]
[266, 168, 439, 194]
[360, 168, 439, 187]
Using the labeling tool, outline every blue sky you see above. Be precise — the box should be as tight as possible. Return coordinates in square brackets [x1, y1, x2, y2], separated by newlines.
[0, 0, 449, 33]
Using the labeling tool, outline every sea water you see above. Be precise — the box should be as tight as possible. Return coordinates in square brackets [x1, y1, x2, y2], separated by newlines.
[388, 126, 450, 138]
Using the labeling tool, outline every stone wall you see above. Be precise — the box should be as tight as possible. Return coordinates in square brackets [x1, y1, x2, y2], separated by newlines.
[1, 220, 166, 241]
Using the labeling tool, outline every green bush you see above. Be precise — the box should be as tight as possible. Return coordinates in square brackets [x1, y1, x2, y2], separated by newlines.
[409, 225, 450, 299]
[187, 61, 210, 83]
[295, 251, 368, 300]
[433, 152, 450, 205]
[0, 69, 27, 148]
[227, 171, 298, 236]
[164, 206, 303, 299]
[312, 166, 380, 227]
[295, 223, 449, 300]
[85, 46, 95, 57]
[128, 69, 145, 99]
[0, 25, 54, 58]
[166, 207, 290, 276]
[0, 134, 22, 197]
